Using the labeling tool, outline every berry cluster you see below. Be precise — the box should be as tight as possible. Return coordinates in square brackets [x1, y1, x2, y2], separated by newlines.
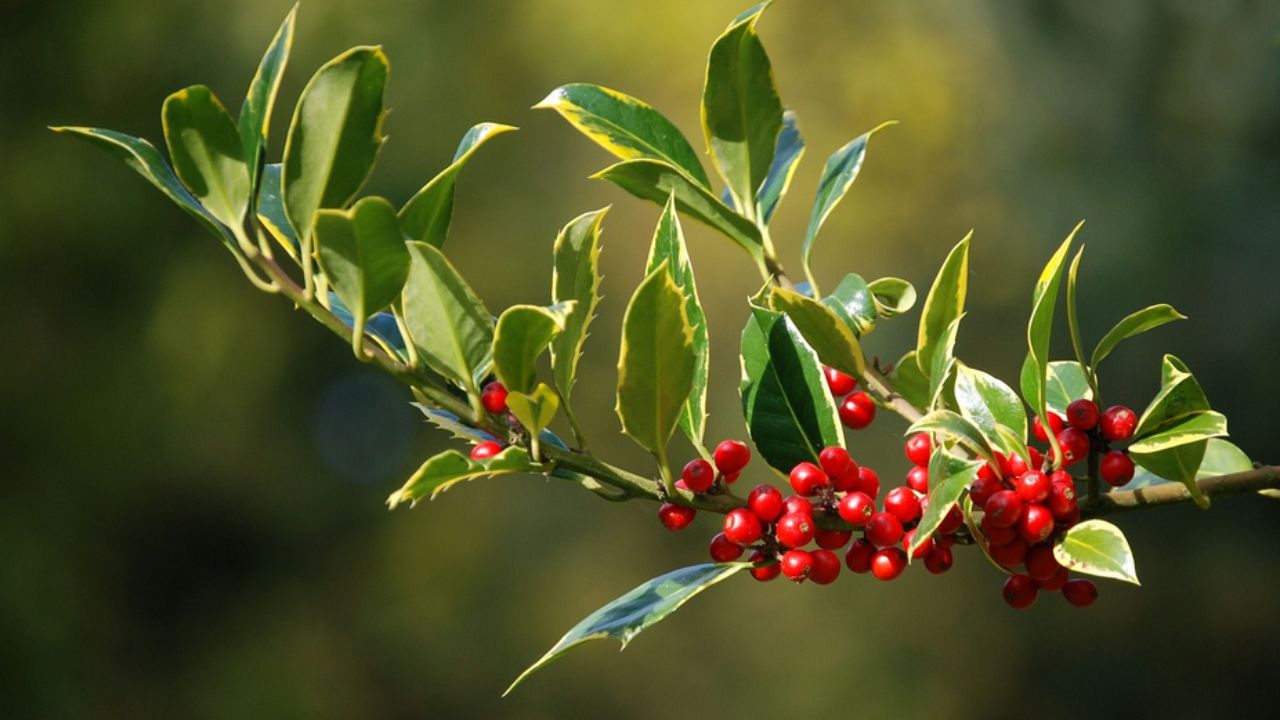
[826, 367, 877, 430]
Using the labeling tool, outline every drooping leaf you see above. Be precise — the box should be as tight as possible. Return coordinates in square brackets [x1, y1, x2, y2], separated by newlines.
[256, 163, 299, 257]
[616, 261, 696, 461]
[238, 4, 296, 193]
[769, 286, 865, 380]
[821, 273, 878, 338]
[868, 277, 917, 318]
[535, 83, 710, 187]
[908, 409, 994, 465]
[507, 383, 561, 438]
[592, 159, 763, 261]
[740, 303, 844, 474]
[917, 233, 971, 376]
[1091, 304, 1187, 370]
[314, 196, 409, 349]
[505, 562, 749, 695]
[646, 196, 709, 448]
[162, 85, 252, 232]
[757, 110, 805, 222]
[1022, 223, 1082, 466]
[387, 447, 542, 508]
[954, 363, 1028, 447]
[910, 449, 984, 557]
[550, 209, 607, 404]
[800, 121, 894, 291]
[493, 303, 574, 395]
[398, 123, 517, 247]
[282, 46, 388, 245]
[401, 242, 494, 395]
[889, 350, 931, 411]
[1053, 520, 1140, 585]
[701, 2, 783, 218]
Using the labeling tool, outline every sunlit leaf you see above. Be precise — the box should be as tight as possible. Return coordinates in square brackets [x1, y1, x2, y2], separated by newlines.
[1091, 304, 1187, 370]
[163, 85, 251, 231]
[868, 277, 917, 318]
[757, 110, 805, 222]
[238, 4, 296, 193]
[550, 209, 608, 404]
[769, 286, 865, 380]
[910, 449, 984, 557]
[908, 409, 993, 465]
[493, 303, 575, 395]
[1053, 520, 1140, 585]
[399, 122, 517, 247]
[401, 242, 494, 395]
[387, 447, 542, 508]
[917, 233, 970, 376]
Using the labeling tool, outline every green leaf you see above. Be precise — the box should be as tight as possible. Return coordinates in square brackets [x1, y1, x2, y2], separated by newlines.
[917, 233, 971, 376]
[536, 83, 710, 188]
[1134, 355, 1211, 438]
[1066, 246, 1088, 374]
[889, 350, 931, 411]
[550, 209, 608, 404]
[757, 110, 805, 222]
[493, 303, 575, 395]
[256, 163, 299, 258]
[505, 562, 749, 695]
[740, 303, 844, 474]
[769, 286, 865, 380]
[701, 2, 783, 219]
[399, 123, 517, 247]
[1043, 360, 1093, 416]
[928, 315, 963, 408]
[313, 196, 410, 351]
[646, 196, 709, 448]
[411, 401, 501, 445]
[1023, 223, 1082, 466]
[1053, 519, 1140, 585]
[162, 85, 252, 232]
[282, 46, 388, 246]
[910, 449, 984, 557]
[954, 363, 1028, 447]
[507, 383, 561, 437]
[401, 242, 494, 394]
[822, 273, 878, 338]
[800, 121, 894, 291]
[592, 159, 763, 262]
[51, 126, 237, 249]
[387, 447, 541, 509]
[908, 409, 993, 465]
[616, 261, 697, 461]
[1091, 304, 1187, 370]
[1129, 411, 1228, 454]
[868, 277, 917, 318]
[238, 4, 297, 193]
[1129, 406, 1228, 510]
[1126, 438, 1251, 490]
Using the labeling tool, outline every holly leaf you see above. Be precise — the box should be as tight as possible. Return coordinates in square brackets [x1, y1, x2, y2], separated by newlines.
[162, 85, 251, 232]
[953, 362, 1027, 446]
[769, 285, 865, 380]
[401, 242, 494, 395]
[868, 277, 917, 318]
[1021, 223, 1083, 466]
[238, 4, 297, 194]
[910, 449, 984, 557]
[1053, 520, 1140, 585]
[550, 208, 607, 404]
[387, 447, 542, 509]
[313, 196, 409, 352]
[493, 303, 575, 395]
[757, 110, 805, 222]
[917, 233, 970, 376]
[399, 122, 517, 248]
[256, 163, 299, 258]
[822, 273, 878, 338]
[507, 383, 561, 438]
[907, 409, 994, 465]
[1092, 304, 1187, 370]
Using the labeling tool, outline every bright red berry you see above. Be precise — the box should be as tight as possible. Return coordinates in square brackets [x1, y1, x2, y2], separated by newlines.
[839, 391, 876, 429]
[1063, 578, 1098, 607]
[969, 471, 1003, 508]
[723, 508, 762, 545]
[1037, 566, 1070, 591]
[1018, 504, 1055, 545]
[713, 440, 751, 475]
[925, 544, 954, 574]
[1066, 398, 1100, 430]
[1002, 574, 1038, 609]
[818, 446, 855, 478]
[984, 490, 1024, 529]
[783, 495, 814, 517]
[1056, 427, 1091, 467]
[1024, 543, 1061, 581]
[903, 528, 933, 559]
[722, 471, 742, 485]
[824, 366, 858, 396]
[1050, 470, 1073, 487]
[938, 505, 965, 535]
[838, 492, 875, 526]
[681, 458, 716, 493]
[776, 512, 816, 548]
[1047, 480, 1078, 520]
[885, 487, 922, 524]
[470, 441, 504, 460]
[1016, 470, 1051, 504]
[749, 550, 780, 582]
[480, 381, 509, 414]
[709, 532, 745, 562]
[809, 549, 841, 585]
[1099, 405, 1138, 442]
[789, 462, 829, 497]
[906, 465, 930, 494]
[1027, 447, 1044, 471]
[865, 511, 905, 548]
[815, 527, 853, 550]
[845, 539, 875, 573]
[1006, 452, 1031, 477]
[870, 547, 907, 581]
[1033, 412, 1066, 443]
[990, 537, 1029, 568]
[855, 466, 881, 499]
[1100, 450, 1135, 487]
[747, 484, 784, 523]
[905, 433, 932, 466]
[831, 463, 861, 492]
[658, 502, 696, 531]
[780, 549, 813, 582]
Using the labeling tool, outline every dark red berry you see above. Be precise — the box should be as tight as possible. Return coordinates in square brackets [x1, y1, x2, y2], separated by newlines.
[981, 515, 1018, 546]
[470, 441, 504, 460]
[658, 502, 696, 531]
[1024, 543, 1061, 581]
[815, 527, 853, 550]
[1002, 574, 1038, 609]
[969, 471, 1003, 508]
[1049, 470, 1073, 487]
[713, 440, 751, 475]
[1027, 447, 1044, 471]
[870, 547, 907, 581]
[1037, 566, 1070, 591]
[789, 462, 829, 497]
[903, 528, 933, 559]
[924, 544, 954, 574]
[480, 381, 509, 414]
[722, 471, 742, 485]
[1100, 450, 1135, 487]
[723, 508, 762, 545]
[780, 549, 813, 582]
[824, 366, 858, 396]
[838, 492, 875, 526]
[865, 511, 905, 548]
[709, 532, 745, 562]
[1033, 412, 1066, 443]
[747, 484, 784, 522]
[845, 539, 875, 573]
[1099, 405, 1138, 442]
[749, 550, 780, 582]
[1017, 504, 1055, 544]
[1006, 453, 1031, 477]
[1066, 398, 1100, 430]
[1055, 506, 1081, 532]
[906, 465, 930, 494]
[905, 433, 932, 466]
[783, 495, 814, 517]
[938, 505, 965, 535]
[681, 458, 716, 493]
[990, 537, 1029, 568]
[839, 391, 876, 429]
[818, 446, 855, 478]
[855, 466, 881, 499]
[984, 490, 1024, 529]
[1056, 427, 1091, 467]
[1063, 578, 1098, 607]
[809, 549, 841, 585]
[776, 511, 816, 548]
[993, 452, 1015, 478]
[885, 486, 922, 524]
[1047, 480, 1078, 520]
[831, 463, 861, 492]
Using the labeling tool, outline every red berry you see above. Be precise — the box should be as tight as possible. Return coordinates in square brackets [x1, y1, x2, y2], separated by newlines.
[938, 505, 965, 535]
[723, 508, 762, 545]
[680, 458, 716, 493]
[936, 533, 957, 548]
[1056, 427, 1091, 467]
[993, 452, 1014, 478]
[855, 466, 881, 499]
[658, 502, 696, 531]
[789, 462, 829, 497]
[865, 511, 904, 548]
[709, 532, 745, 562]
[1066, 399, 1100, 430]
[885, 486, 922, 524]
[1027, 447, 1044, 471]
[1099, 405, 1138, 442]
[924, 544, 954, 574]
[839, 392, 876, 429]
[776, 511, 816, 548]
[713, 440, 751, 475]
[809, 549, 841, 585]
[1037, 566, 1069, 591]
[824, 366, 858, 396]
[1018, 504, 1055, 544]
[906, 465, 930, 494]
[845, 539, 875, 573]
[990, 537, 1029, 568]
[815, 527, 853, 550]
[1063, 578, 1098, 607]
[747, 484, 784, 523]
[1002, 574, 1038, 609]
[1033, 412, 1066, 443]
[818, 446, 855, 478]
[1024, 543, 1061, 581]
[1055, 506, 1081, 532]
[1047, 481, 1078, 520]
[831, 464, 861, 492]
[722, 471, 742, 485]
[870, 547, 907, 581]
[1100, 451, 1135, 487]
[981, 515, 1018, 546]
[1015, 470, 1051, 504]
[1049, 470, 1073, 487]
[470, 440, 504, 460]
[780, 549, 813, 582]
[969, 471, 1003, 508]
[838, 492, 876, 526]
[749, 550, 780, 582]
[903, 528, 933, 559]
[480, 381, 509, 414]
[1006, 452, 1031, 477]
[984, 490, 1024, 529]
[783, 495, 814, 517]
[905, 433, 932, 466]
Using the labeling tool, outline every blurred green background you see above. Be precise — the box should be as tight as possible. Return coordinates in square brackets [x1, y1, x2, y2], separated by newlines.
[3, 0, 1279, 717]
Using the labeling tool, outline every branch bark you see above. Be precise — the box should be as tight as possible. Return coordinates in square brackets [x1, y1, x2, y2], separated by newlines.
[1083, 466, 1280, 517]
